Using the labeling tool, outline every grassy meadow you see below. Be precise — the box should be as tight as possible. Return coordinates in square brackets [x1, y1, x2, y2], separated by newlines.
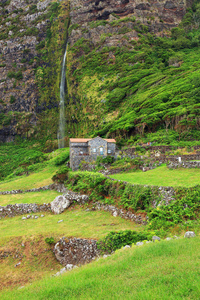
[110, 165, 200, 187]
[0, 190, 62, 206]
[0, 208, 141, 240]
[0, 165, 57, 191]
[1, 236, 200, 300]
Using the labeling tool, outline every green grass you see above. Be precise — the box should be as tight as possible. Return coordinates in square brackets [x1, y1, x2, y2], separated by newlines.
[0, 190, 62, 206]
[110, 165, 200, 187]
[1, 236, 200, 299]
[0, 165, 57, 191]
[0, 208, 141, 240]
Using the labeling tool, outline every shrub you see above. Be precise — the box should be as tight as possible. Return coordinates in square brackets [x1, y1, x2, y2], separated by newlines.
[54, 151, 70, 166]
[97, 230, 150, 254]
[10, 95, 16, 104]
[52, 166, 70, 183]
[45, 237, 55, 245]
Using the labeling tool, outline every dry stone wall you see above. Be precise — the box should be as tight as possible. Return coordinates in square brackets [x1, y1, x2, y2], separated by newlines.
[0, 203, 51, 218]
[54, 237, 100, 266]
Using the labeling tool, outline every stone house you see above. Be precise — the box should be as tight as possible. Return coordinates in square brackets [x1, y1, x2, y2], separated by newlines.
[70, 136, 116, 171]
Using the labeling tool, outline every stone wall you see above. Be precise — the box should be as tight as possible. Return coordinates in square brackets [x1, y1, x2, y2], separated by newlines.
[0, 203, 51, 218]
[54, 237, 100, 266]
[168, 161, 200, 169]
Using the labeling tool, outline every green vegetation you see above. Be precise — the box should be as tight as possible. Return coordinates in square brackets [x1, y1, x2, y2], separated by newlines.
[0, 190, 62, 206]
[111, 165, 200, 187]
[65, 2, 200, 144]
[97, 230, 150, 254]
[0, 208, 139, 240]
[1, 237, 200, 299]
[0, 143, 69, 183]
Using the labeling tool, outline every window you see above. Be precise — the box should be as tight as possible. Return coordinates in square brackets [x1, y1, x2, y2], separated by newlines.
[108, 150, 111, 154]
[93, 148, 96, 153]
[100, 147, 104, 155]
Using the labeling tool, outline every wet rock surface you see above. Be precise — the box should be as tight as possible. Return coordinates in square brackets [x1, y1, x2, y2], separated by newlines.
[54, 237, 100, 266]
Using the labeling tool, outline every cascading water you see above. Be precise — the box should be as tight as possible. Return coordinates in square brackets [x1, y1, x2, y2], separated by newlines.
[58, 42, 68, 148]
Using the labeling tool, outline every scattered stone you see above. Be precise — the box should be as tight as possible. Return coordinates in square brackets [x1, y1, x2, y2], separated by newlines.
[165, 237, 172, 241]
[65, 264, 74, 271]
[174, 235, 180, 239]
[57, 220, 63, 223]
[22, 217, 26, 220]
[113, 211, 118, 217]
[152, 236, 161, 242]
[26, 215, 31, 219]
[41, 214, 44, 217]
[21, 243, 25, 247]
[136, 242, 144, 246]
[103, 254, 110, 259]
[85, 208, 90, 212]
[15, 262, 21, 267]
[123, 245, 131, 249]
[34, 216, 39, 219]
[184, 231, 195, 238]
[54, 267, 67, 277]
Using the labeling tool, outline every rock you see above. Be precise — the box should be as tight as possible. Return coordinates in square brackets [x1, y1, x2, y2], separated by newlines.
[54, 267, 67, 277]
[54, 237, 100, 266]
[51, 195, 71, 214]
[152, 236, 161, 242]
[165, 237, 172, 241]
[113, 211, 118, 217]
[35, 216, 39, 219]
[21, 243, 25, 247]
[65, 264, 74, 270]
[103, 254, 110, 259]
[15, 262, 21, 267]
[22, 217, 26, 220]
[123, 245, 131, 249]
[41, 214, 44, 217]
[184, 231, 195, 238]
[26, 215, 31, 219]
[57, 220, 63, 223]
[136, 242, 144, 246]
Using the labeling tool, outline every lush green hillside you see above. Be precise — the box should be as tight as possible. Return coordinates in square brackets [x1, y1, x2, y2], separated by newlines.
[67, 22, 200, 144]
[1, 237, 200, 299]
[1, 0, 200, 145]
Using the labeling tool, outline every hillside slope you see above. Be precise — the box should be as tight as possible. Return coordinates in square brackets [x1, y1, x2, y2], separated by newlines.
[1, 0, 200, 144]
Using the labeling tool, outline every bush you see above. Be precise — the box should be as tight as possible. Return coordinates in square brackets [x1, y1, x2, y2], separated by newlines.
[52, 166, 70, 183]
[97, 230, 150, 254]
[45, 237, 55, 245]
[10, 95, 16, 104]
[54, 151, 70, 166]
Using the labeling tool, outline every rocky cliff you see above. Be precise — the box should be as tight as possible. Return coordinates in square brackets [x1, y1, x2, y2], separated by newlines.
[0, 0, 196, 143]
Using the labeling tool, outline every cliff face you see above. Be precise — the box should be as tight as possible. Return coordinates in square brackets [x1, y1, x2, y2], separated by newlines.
[0, 0, 69, 142]
[0, 0, 195, 142]
[69, 0, 193, 46]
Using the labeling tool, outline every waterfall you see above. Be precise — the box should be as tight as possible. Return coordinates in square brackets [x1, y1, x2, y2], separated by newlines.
[58, 42, 68, 148]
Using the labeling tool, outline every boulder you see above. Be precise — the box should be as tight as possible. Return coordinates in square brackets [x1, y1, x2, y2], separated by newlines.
[136, 242, 144, 246]
[184, 231, 195, 238]
[51, 195, 71, 214]
[152, 236, 161, 242]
